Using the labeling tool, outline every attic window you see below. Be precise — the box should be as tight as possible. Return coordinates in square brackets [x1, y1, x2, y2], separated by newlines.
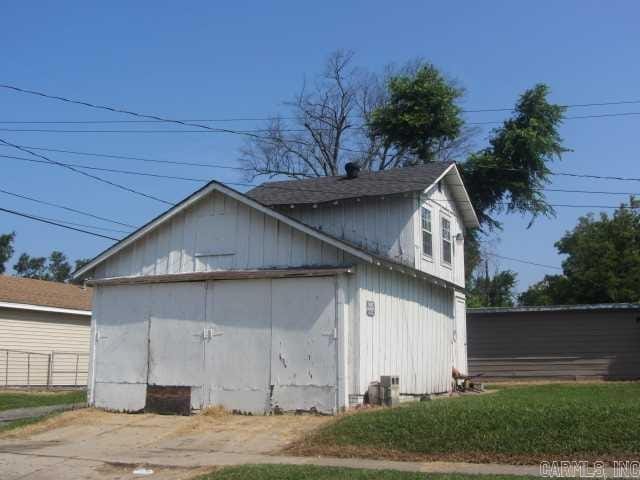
[421, 207, 433, 257]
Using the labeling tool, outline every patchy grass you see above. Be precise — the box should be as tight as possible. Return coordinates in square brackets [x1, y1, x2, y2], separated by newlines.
[0, 389, 86, 411]
[291, 383, 640, 464]
[0, 414, 53, 433]
[194, 465, 535, 480]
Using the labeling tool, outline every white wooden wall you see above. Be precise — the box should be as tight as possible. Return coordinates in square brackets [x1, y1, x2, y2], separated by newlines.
[413, 180, 467, 287]
[279, 195, 416, 268]
[93, 190, 349, 279]
[351, 264, 455, 397]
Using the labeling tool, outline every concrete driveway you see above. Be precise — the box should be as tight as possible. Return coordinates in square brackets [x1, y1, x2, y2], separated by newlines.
[0, 408, 331, 479]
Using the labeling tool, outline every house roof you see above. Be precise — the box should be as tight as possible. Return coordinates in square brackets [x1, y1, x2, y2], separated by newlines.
[71, 180, 466, 292]
[247, 162, 480, 228]
[0, 275, 92, 313]
[468, 303, 640, 315]
[247, 162, 454, 205]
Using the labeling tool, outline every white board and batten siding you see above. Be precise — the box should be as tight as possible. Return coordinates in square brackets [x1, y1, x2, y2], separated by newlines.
[0, 307, 90, 386]
[351, 263, 455, 397]
[282, 195, 416, 268]
[95, 191, 350, 279]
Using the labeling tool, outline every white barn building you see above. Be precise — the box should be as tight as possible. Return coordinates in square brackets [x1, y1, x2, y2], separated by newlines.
[73, 162, 479, 414]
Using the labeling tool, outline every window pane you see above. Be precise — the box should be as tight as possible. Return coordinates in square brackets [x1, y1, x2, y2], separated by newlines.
[443, 239, 452, 263]
[421, 208, 431, 231]
[442, 218, 452, 264]
[422, 231, 433, 257]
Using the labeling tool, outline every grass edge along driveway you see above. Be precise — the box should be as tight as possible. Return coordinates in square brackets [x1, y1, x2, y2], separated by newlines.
[0, 389, 86, 412]
[194, 464, 537, 480]
[288, 383, 640, 465]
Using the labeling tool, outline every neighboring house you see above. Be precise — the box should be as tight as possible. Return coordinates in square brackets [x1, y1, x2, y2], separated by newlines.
[468, 304, 640, 380]
[0, 275, 92, 387]
[73, 162, 479, 414]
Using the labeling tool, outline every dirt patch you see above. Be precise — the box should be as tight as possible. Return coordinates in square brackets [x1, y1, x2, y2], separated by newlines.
[0, 408, 110, 439]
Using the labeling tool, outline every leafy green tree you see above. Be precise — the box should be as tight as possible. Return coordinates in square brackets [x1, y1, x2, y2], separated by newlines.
[461, 84, 568, 229]
[0, 231, 15, 274]
[468, 268, 518, 308]
[13, 253, 48, 279]
[518, 275, 571, 306]
[74, 258, 92, 272]
[519, 207, 640, 305]
[13, 250, 79, 282]
[369, 65, 464, 163]
[47, 251, 72, 282]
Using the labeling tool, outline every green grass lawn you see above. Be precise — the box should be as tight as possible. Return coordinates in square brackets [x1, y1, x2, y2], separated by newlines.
[292, 383, 640, 463]
[195, 465, 534, 480]
[0, 389, 86, 412]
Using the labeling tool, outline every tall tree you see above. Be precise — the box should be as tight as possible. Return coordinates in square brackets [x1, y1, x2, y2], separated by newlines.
[47, 251, 72, 282]
[467, 267, 518, 308]
[519, 207, 640, 305]
[240, 51, 476, 179]
[74, 258, 92, 272]
[13, 253, 48, 279]
[461, 84, 568, 228]
[0, 231, 15, 274]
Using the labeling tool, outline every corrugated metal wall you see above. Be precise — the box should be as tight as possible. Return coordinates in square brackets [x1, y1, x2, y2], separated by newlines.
[353, 264, 454, 396]
[0, 307, 90, 386]
[468, 309, 640, 380]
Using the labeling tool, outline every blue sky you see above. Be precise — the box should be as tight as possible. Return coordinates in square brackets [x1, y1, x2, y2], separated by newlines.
[1, 1, 639, 291]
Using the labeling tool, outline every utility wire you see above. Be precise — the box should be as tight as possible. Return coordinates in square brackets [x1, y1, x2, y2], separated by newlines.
[0, 206, 119, 240]
[0, 109, 639, 132]
[485, 252, 562, 271]
[0, 188, 137, 229]
[0, 139, 173, 206]
[2, 141, 640, 184]
[3, 152, 637, 211]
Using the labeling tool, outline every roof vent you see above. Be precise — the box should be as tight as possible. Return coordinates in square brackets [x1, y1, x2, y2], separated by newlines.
[344, 162, 361, 179]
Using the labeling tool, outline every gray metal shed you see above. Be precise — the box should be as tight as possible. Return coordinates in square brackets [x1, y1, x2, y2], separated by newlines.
[467, 304, 640, 380]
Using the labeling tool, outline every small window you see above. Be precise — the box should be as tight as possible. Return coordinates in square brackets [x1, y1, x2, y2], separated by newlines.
[421, 207, 433, 257]
[442, 217, 452, 264]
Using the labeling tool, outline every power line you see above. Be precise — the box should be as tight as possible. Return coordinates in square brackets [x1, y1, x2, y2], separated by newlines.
[2, 141, 640, 187]
[0, 109, 639, 133]
[0, 138, 174, 206]
[0, 143, 253, 171]
[3, 83, 640, 147]
[486, 252, 562, 271]
[2, 99, 640, 123]
[0, 206, 119, 240]
[0, 188, 137, 229]
[24, 213, 131, 234]
[4, 152, 638, 212]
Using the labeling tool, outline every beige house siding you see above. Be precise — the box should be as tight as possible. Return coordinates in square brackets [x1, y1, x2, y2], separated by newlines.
[0, 307, 90, 386]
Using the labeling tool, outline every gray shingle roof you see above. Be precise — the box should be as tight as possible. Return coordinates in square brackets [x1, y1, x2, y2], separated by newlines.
[246, 162, 454, 206]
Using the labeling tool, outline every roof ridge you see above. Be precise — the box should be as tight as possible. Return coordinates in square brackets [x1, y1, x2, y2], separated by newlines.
[257, 161, 456, 187]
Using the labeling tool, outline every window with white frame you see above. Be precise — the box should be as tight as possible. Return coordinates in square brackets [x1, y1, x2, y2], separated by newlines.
[421, 207, 433, 257]
[441, 217, 452, 264]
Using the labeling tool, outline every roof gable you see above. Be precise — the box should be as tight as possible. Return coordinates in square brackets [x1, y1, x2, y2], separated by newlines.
[72, 181, 373, 281]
